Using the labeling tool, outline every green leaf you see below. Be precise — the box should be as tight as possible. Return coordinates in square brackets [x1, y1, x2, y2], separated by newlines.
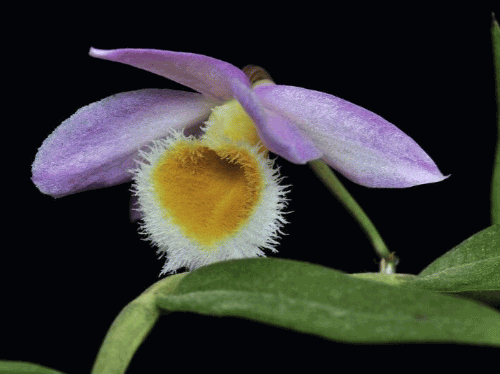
[411, 225, 500, 294]
[492, 13, 500, 224]
[0, 361, 66, 374]
[349, 272, 417, 286]
[91, 272, 188, 374]
[156, 258, 500, 346]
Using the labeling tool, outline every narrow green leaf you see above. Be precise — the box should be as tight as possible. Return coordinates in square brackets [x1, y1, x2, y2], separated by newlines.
[492, 13, 500, 224]
[0, 361, 66, 374]
[91, 272, 188, 374]
[412, 225, 500, 293]
[156, 258, 500, 346]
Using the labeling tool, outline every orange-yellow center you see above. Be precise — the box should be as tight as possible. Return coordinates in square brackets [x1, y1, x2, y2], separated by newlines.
[151, 140, 263, 249]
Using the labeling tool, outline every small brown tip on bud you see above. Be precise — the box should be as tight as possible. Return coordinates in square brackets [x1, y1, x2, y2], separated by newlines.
[242, 65, 274, 85]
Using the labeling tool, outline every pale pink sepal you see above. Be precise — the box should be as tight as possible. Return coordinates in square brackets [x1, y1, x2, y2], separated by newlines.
[255, 85, 448, 188]
[89, 48, 251, 103]
[32, 89, 214, 197]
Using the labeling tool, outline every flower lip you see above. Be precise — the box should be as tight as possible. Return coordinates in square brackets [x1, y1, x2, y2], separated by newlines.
[131, 132, 289, 274]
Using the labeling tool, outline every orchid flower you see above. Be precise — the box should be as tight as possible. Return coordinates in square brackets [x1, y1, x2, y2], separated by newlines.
[31, 48, 447, 274]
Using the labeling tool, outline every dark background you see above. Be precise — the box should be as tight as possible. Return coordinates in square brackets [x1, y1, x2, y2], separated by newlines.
[5, 5, 499, 373]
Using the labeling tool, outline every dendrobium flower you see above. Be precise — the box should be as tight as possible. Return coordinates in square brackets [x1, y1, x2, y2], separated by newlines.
[31, 48, 447, 274]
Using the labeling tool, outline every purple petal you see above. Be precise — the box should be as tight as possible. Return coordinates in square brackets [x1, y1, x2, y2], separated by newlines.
[229, 79, 322, 163]
[32, 89, 214, 198]
[255, 85, 448, 188]
[89, 48, 251, 102]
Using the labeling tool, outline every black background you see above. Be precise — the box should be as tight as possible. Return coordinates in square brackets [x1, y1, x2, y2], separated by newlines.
[5, 4, 500, 373]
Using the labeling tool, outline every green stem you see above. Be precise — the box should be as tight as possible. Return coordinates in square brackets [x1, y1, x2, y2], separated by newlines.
[491, 14, 500, 224]
[308, 160, 397, 274]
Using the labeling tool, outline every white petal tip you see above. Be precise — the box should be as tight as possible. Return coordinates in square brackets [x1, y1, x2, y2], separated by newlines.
[88, 47, 107, 58]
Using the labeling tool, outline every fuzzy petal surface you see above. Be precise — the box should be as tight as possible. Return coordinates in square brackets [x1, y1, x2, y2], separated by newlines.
[89, 48, 251, 102]
[32, 89, 214, 197]
[229, 79, 322, 164]
[255, 85, 448, 188]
